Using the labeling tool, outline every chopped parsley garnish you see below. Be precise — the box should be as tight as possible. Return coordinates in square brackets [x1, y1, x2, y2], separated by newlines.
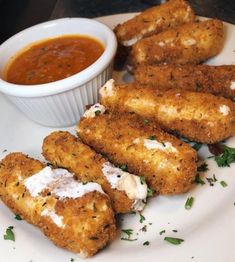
[214, 145, 235, 167]
[159, 230, 166, 235]
[140, 176, 146, 185]
[121, 229, 137, 241]
[121, 229, 133, 237]
[220, 181, 228, 187]
[172, 229, 178, 233]
[194, 174, 205, 185]
[14, 214, 22, 220]
[206, 174, 217, 186]
[192, 143, 202, 151]
[185, 197, 194, 210]
[143, 241, 150, 246]
[139, 213, 146, 223]
[4, 226, 15, 241]
[197, 163, 209, 172]
[140, 225, 147, 232]
[148, 135, 156, 140]
[164, 237, 184, 245]
[118, 164, 128, 172]
[70, 258, 75, 262]
[147, 187, 154, 197]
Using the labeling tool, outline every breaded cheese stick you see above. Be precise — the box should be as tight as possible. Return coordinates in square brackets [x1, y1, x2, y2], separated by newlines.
[134, 64, 235, 99]
[129, 19, 224, 68]
[77, 106, 197, 195]
[42, 131, 147, 213]
[0, 153, 116, 258]
[99, 80, 235, 144]
[114, 0, 195, 47]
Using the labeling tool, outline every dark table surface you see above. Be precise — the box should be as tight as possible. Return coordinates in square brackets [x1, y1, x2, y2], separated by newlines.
[0, 0, 235, 43]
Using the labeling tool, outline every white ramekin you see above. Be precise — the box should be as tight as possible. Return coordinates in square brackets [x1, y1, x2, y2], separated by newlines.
[0, 18, 117, 127]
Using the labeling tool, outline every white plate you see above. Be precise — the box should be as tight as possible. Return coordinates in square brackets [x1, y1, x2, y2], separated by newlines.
[1, 13, 235, 262]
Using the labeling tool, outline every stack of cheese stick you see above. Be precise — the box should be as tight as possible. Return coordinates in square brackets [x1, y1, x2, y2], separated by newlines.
[1, 0, 235, 259]
[114, 0, 224, 70]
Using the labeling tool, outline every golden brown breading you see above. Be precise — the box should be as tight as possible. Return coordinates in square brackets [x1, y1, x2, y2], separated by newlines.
[134, 64, 235, 99]
[0, 153, 116, 257]
[77, 111, 197, 195]
[42, 131, 145, 214]
[114, 0, 195, 46]
[99, 80, 235, 144]
[129, 19, 224, 69]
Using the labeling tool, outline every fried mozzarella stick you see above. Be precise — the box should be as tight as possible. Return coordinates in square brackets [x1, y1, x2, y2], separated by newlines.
[0, 153, 116, 258]
[130, 19, 224, 68]
[134, 64, 235, 99]
[77, 106, 197, 195]
[114, 0, 195, 47]
[42, 131, 147, 213]
[99, 80, 235, 144]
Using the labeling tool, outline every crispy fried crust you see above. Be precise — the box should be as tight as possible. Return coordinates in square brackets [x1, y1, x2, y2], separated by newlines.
[0, 153, 116, 257]
[42, 131, 135, 214]
[134, 64, 235, 99]
[77, 112, 197, 195]
[130, 19, 224, 68]
[114, 0, 195, 46]
[100, 82, 235, 144]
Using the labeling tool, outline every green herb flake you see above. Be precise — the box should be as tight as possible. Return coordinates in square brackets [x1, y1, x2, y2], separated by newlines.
[140, 176, 146, 185]
[220, 181, 228, 187]
[197, 163, 209, 172]
[206, 174, 217, 186]
[185, 197, 194, 210]
[214, 145, 235, 167]
[144, 119, 149, 125]
[4, 226, 15, 241]
[143, 241, 150, 246]
[119, 164, 128, 172]
[148, 135, 156, 140]
[147, 187, 154, 197]
[121, 229, 133, 237]
[94, 110, 101, 116]
[164, 237, 184, 245]
[192, 143, 202, 151]
[121, 229, 137, 241]
[194, 174, 205, 185]
[14, 214, 22, 220]
[172, 229, 178, 233]
[139, 213, 146, 223]
[159, 230, 166, 235]
[70, 258, 75, 262]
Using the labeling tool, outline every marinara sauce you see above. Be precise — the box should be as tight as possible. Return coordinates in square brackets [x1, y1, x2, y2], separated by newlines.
[5, 35, 104, 85]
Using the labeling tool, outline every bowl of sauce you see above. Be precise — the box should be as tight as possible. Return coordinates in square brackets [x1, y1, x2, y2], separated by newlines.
[0, 18, 117, 126]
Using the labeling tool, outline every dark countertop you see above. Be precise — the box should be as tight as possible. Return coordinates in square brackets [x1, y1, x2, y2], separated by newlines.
[0, 0, 235, 43]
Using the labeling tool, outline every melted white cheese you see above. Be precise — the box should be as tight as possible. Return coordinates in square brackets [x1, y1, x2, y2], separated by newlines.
[24, 166, 104, 199]
[159, 105, 177, 115]
[219, 105, 230, 116]
[182, 38, 196, 46]
[41, 208, 64, 228]
[99, 79, 115, 98]
[122, 36, 141, 46]
[230, 81, 235, 90]
[144, 139, 178, 153]
[83, 103, 105, 118]
[158, 41, 165, 47]
[102, 162, 147, 211]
